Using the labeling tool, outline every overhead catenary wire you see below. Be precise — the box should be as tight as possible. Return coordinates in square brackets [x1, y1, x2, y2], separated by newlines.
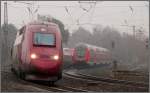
[13, 1, 39, 21]
[76, 1, 97, 27]
[88, 1, 97, 24]
[8, 4, 144, 25]
[4, 2, 148, 35]
[7, 3, 147, 8]
[6, 3, 148, 23]
[78, 1, 93, 12]
[34, 5, 148, 8]
[129, 6, 134, 14]
[64, 6, 78, 29]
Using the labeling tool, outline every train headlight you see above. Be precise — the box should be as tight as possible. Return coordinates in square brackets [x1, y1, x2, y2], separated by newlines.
[31, 53, 37, 59]
[52, 55, 59, 60]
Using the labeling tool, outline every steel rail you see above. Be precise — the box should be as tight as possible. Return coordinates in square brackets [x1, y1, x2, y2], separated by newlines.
[1, 70, 87, 92]
[77, 72, 149, 87]
[113, 70, 149, 77]
[63, 71, 148, 89]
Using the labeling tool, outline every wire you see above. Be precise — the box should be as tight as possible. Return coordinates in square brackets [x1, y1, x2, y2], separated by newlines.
[14, 1, 33, 5]
[78, 1, 92, 12]
[8, 4, 147, 8]
[77, 1, 96, 27]
[129, 6, 134, 14]
[88, 1, 97, 24]
[64, 6, 77, 29]
[7, 2, 148, 9]
[6, 2, 148, 29]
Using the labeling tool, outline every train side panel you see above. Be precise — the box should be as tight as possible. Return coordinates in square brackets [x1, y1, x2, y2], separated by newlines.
[21, 26, 32, 71]
[72, 43, 112, 67]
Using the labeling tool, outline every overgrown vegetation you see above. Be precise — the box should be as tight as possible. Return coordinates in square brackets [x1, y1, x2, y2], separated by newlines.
[1, 24, 17, 67]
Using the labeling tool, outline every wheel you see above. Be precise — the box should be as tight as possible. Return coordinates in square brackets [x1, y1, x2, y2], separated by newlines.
[49, 81, 55, 86]
[57, 69, 62, 80]
[11, 64, 14, 72]
[58, 73, 62, 79]
[18, 68, 26, 80]
[11, 65, 18, 75]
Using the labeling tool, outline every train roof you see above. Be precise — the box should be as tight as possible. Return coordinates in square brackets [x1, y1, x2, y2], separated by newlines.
[17, 21, 60, 35]
[75, 42, 109, 52]
[26, 20, 58, 27]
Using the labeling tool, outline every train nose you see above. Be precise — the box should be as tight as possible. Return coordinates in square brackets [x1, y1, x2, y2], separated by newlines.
[30, 60, 61, 74]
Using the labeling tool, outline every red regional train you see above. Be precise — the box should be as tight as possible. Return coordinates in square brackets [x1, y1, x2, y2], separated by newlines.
[11, 21, 63, 83]
[72, 43, 112, 67]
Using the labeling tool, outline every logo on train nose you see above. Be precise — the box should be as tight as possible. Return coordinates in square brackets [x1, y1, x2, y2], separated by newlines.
[40, 54, 49, 58]
[41, 28, 47, 32]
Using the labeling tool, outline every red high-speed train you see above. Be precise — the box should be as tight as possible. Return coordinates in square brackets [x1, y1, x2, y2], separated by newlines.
[72, 43, 112, 67]
[11, 21, 63, 83]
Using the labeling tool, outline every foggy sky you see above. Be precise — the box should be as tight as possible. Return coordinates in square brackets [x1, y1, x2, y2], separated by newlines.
[1, 1, 149, 36]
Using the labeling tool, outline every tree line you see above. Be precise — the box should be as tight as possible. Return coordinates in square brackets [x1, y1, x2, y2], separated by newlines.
[67, 25, 149, 72]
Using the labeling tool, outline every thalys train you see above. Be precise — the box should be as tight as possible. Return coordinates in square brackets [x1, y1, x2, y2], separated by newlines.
[72, 43, 112, 67]
[11, 21, 63, 82]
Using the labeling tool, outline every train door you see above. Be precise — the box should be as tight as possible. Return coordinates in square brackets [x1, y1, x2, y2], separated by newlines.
[95, 48, 99, 65]
[88, 48, 95, 66]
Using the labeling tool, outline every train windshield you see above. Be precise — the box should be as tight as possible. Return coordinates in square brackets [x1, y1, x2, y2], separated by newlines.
[75, 46, 86, 57]
[33, 33, 55, 46]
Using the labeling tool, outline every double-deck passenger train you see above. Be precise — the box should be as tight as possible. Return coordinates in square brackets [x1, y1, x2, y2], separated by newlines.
[72, 43, 112, 67]
[11, 21, 63, 83]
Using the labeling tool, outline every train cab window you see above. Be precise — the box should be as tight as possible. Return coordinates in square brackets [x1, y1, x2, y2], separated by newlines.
[33, 33, 56, 46]
[19, 26, 25, 35]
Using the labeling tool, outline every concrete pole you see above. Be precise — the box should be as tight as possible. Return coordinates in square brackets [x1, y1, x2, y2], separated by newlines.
[4, 2, 8, 25]
[2, 2, 9, 66]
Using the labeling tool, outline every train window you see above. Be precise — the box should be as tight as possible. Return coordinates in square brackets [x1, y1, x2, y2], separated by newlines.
[19, 26, 25, 35]
[33, 33, 55, 46]
[75, 46, 86, 57]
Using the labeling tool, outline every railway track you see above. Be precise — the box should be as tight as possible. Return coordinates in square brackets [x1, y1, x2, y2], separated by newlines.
[77, 72, 149, 87]
[113, 70, 149, 77]
[53, 85, 87, 92]
[2, 70, 87, 92]
[112, 70, 149, 83]
[2, 64, 148, 92]
[28, 80, 88, 92]
[63, 70, 149, 91]
[22, 80, 87, 92]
